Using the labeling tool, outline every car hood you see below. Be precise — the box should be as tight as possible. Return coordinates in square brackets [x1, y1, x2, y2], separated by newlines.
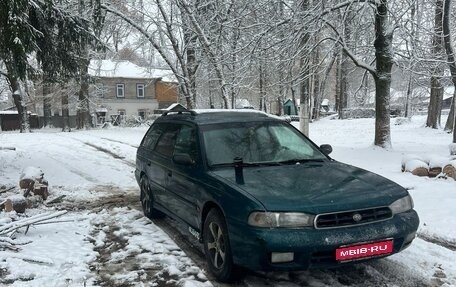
[209, 161, 408, 214]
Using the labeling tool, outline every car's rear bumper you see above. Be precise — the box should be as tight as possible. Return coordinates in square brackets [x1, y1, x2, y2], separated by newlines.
[228, 209, 419, 271]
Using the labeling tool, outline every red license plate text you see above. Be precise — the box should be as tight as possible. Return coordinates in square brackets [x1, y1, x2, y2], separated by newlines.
[336, 240, 393, 261]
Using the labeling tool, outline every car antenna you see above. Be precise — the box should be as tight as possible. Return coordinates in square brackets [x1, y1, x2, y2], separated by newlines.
[233, 157, 244, 185]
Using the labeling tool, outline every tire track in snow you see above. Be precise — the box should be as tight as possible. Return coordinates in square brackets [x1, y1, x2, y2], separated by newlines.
[100, 137, 139, 148]
[84, 142, 135, 167]
[417, 233, 456, 251]
[56, 133, 136, 167]
[39, 150, 100, 184]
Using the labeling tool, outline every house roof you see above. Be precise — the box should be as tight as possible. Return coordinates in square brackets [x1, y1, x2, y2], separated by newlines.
[89, 60, 176, 82]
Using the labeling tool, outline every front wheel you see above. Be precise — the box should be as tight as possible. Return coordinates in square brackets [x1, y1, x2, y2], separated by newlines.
[203, 209, 237, 282]
[139, 176, 164, 219]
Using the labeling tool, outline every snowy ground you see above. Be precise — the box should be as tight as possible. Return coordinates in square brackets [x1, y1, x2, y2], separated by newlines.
[0, 115, 455, 287]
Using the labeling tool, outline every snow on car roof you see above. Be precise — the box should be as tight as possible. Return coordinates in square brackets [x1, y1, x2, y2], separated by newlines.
[159, 108, 286, 125]
[192, 108, 267, 115]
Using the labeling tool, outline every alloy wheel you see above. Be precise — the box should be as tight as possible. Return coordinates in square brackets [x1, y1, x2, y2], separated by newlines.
[206, 222, 226, 269]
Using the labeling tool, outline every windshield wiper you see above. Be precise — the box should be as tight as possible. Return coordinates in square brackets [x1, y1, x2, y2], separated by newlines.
[211, 162, 262, 168]
[277, 158, 325, 165]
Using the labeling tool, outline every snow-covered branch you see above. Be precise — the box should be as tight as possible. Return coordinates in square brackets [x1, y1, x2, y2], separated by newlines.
[177, 0, 230, 108]
[323, 19, 377, 75]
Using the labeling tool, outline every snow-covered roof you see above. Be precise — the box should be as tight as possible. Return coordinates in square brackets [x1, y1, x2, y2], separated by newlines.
[89, 60, 176, 82]
[0, 111, 35, 115]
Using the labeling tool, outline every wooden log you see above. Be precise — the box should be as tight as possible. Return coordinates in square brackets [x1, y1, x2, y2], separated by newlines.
[443, 163, 456, 179]
[32, 183, 49, 200]
[11, 197, 27, 213]
[0, 187, 15, 194]
[0, 210, 68, 236]
[2, 199, 13, 212]
[19, 178, 35, 190]
[411, 167, 429, 177]
[401, 155, 424, 172]
[404, 159, 429, 177]
[0, 147, 16, 150]
[46, 195, 66, 205]
[429, 167, 442, 178]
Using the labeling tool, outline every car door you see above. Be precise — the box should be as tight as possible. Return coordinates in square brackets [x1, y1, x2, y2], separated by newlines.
[137, 123, 167, 206]
[166, 124, 202, 228]
[151, 123, 180, 210]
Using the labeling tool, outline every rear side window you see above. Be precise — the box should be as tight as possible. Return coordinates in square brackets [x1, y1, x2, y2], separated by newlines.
[174, 125, 198, 161]
[141, 124, 163, 150]
[154, 124, 180, 157]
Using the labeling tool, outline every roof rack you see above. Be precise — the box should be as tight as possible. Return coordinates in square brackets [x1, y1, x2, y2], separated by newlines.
[162, 103, 197, 116]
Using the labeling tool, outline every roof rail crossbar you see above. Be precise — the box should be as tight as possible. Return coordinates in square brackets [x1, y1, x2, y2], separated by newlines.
[162, 103, 197, 116]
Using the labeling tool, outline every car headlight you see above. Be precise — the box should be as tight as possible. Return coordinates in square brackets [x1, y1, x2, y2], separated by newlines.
[248, 212, 315, 228]
[389, 195, 414, 214]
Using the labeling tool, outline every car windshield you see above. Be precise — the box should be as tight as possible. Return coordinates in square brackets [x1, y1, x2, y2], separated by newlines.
[201, 121, 327, 166]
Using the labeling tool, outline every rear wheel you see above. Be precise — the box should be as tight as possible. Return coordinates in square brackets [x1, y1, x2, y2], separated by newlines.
[139, 176, 164, 219]
[203, 208, 237, 282]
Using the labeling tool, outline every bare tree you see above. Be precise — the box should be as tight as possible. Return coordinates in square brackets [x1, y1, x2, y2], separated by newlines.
[442, 0, 456, 141]
[426, 0, 445, 129]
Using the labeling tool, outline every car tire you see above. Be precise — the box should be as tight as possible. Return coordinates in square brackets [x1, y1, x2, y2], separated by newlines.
[140, 176, 164, 219]
[203, 208, 238, 282]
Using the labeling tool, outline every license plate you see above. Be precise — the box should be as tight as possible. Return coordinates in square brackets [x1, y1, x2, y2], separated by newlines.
[336, 240, 393, 261]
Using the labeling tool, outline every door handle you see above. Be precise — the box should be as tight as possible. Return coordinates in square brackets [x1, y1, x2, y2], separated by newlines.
[167, 170, 172, 177]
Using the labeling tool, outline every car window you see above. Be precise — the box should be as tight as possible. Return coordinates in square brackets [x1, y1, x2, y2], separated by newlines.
[202, 121, 325, 166]
[154, 124, 180, 157]
[141, 124, 163, 150]
[270, 125, 314, 156]
[174, 125, 198, 161]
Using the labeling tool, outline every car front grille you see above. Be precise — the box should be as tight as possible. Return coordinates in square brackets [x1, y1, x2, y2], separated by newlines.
[315, 207, 392, 229]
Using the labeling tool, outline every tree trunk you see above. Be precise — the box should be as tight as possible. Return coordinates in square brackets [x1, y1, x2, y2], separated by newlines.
[335, 53, 342, 117]
[62, 89, 70, 132]
[405, 75, 412, 118]
[319, 50, 337, 117]
[183, 14, 197, 109]
[298, 0, 310, 136]
[299, 57, 310, 136]
[77, 0, 91, 129]
[426, 0, 444, 129]
[373, 0, 393, 147]
[43, 78, 52, 128]
[9, 76, 29, 133]
[336, 50, 349, 118]
[77, 59, 91, 129]
[259, 61, 265, 111]
[312, 44, 321, 120]
[442, 0, 456, 138]
[445, 95, 455, 133]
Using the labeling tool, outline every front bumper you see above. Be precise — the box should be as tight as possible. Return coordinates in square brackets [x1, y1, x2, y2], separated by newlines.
[228, 209, 419, 271]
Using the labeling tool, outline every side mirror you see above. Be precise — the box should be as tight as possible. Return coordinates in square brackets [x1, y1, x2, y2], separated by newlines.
[320, 144, 333, 155]
[173, 153, 195, 166]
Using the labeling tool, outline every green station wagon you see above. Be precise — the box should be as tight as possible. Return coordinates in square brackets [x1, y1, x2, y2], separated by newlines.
[135, 108, 419, 282]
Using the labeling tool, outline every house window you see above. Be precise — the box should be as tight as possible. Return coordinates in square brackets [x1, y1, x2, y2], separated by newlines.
[116, 84, 125, 98]
[138, 109, 146, 120]
[96, 84, 104, 98]
[137, 84, 145, 98]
